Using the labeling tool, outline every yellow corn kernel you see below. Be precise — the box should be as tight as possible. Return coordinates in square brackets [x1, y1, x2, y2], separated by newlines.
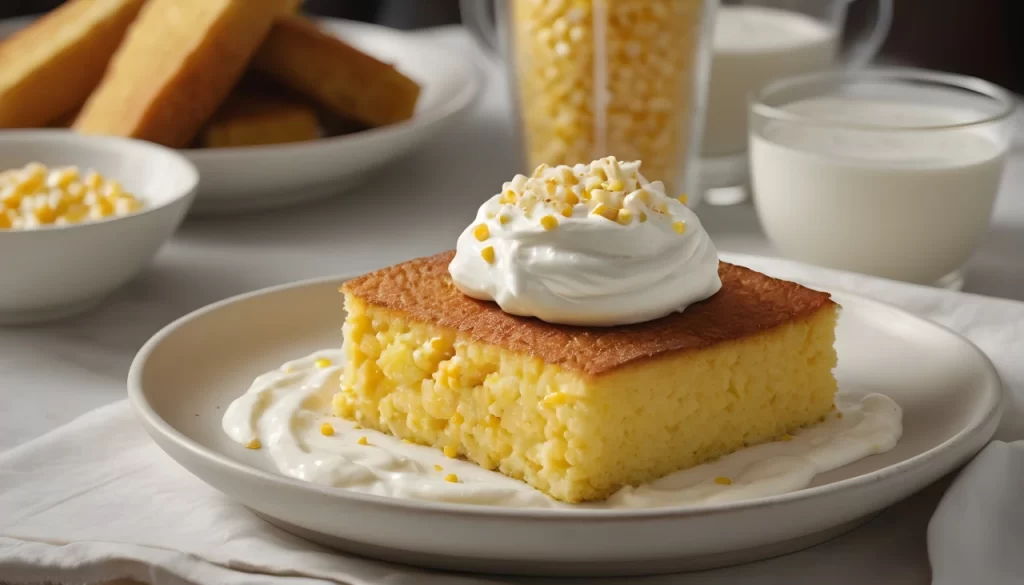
[246, 439, 261, 450]
[486, 414, 500, 425]
[498, 214, 511, 225]
[444, 444, 458, 458]
[320, 422, 335, 436]
[592, 204, 617, 221]
[353, 424, 362, 430]
[560, 206, 573, 218]
[0, 213, 10, 229]
[672, 220, 687, 234]
[540, 215, 558, 230]
[616, 209, 633, 225]
[357, 436, 369, 446]
[444, 473, 459, 483]
[607, 179, 625, 191]
[84, 171, 103, 190]
[780, 433, 793, 442]
[639, 211, 648, 223]
[429, 337, 446, 352]
[677, 193, 689, 205]
[434, 464, 444, 472]
[532, 163, 549, 178]
[501, 189, 517, 203]
[542, 392, 571, 406]
[564, 191, 579, 205]
[315, 358, 332, 369]
[473, 224, 490, 241]
[714, 476, 732, 486]
[30, 205, 55, 224]
[402, 438, 413, 444]
[451, 412, 464, 426]
[481, 246, 495, 264]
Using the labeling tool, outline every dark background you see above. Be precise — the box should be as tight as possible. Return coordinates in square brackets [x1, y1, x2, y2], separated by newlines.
[2, 0, 1021, 93]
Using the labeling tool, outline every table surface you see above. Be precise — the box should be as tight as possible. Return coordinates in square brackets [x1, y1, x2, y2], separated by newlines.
[4, 28, 1024, 585]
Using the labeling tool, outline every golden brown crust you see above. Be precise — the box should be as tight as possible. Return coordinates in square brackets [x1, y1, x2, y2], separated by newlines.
[0, 0, 146, 128]
[252, 16, 421, 127]
[73, 0, 298, 147]
[342, 251, 837, 376]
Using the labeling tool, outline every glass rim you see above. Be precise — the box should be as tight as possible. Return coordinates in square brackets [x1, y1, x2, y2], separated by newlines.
[750, 67, 1017, 131]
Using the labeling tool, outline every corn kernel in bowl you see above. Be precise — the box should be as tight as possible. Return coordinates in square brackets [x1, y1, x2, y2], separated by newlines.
[0, 162, 144, 230]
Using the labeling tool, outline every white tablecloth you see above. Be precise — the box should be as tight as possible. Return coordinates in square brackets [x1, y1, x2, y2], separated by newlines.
[2, 27, 1024, 584]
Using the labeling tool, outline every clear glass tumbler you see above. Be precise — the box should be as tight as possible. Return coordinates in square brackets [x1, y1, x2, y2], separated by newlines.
[749, 68, 1015, 289]
[698, 0, 892, 205]
[462, 0, 719, 201]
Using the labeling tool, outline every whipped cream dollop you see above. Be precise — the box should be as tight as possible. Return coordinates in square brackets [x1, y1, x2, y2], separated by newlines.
[448, 157, 722, 326]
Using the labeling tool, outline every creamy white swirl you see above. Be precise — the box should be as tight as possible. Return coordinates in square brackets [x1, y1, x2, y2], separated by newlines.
[223, 350, 904, 509]
[448, 157, 722, 326]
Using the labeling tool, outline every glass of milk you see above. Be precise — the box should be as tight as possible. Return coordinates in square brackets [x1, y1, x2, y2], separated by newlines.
[700, 0, 893, 205]
[749, 68, 1015, 289]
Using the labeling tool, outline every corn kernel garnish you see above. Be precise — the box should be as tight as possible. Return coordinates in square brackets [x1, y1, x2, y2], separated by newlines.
[677, 193, 689, 205]
[560, 206, 573, 218]
[314, 358, 332, 369]
[246, 439, 261, 450]
[320, 422, 335, 436]
[444, 473, 460, 483]
[672, 220, 687, 234]
[473, 224, 490, 241]
[481, 246, 496, 264]
[540, 215, 558, 230]
[714, 476, 733, 486]
[434, 464, 444, 472]
[0, 163, 143, 229]
[357, 436, 369, 445]
[402, 438, 413, 444]
[498, 214, 511, 225]
[616, 209, 633, 225]
[444, 444, 458, 458]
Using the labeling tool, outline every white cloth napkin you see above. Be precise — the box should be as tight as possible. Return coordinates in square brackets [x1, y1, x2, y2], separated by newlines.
[2, 254, 1023, 585]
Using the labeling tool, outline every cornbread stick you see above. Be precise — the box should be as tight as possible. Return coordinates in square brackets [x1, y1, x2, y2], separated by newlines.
[0, 0, 145, 128]
[252, 16, 421, 127]
[74, 0, 301, 147]
[200, 81, 320, 148]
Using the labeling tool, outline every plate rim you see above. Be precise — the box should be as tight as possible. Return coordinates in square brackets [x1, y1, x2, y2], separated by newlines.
[127, 264, 1004, 521]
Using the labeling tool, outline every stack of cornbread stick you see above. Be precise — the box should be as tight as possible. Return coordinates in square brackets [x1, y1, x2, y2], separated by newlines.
[0, 0, 421, 148]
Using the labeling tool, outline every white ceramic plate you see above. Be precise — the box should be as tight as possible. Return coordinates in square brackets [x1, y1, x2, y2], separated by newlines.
[0, 18, 481, 215]
[128, 268, 1002, 577]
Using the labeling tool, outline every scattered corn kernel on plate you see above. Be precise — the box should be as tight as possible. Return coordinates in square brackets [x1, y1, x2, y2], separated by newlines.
[128, 254, 1002, 577]
[0, 17, 480, 215]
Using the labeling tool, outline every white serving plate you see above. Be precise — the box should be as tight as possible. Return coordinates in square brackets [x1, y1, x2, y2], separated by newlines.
[127, 266, 1002, 577]
[0, 18, 481, 215]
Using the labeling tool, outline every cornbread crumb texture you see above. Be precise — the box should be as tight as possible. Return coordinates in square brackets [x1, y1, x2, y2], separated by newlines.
[335, 289, 838, 502]
[253, 15, 421, 128]
[510, 0, 709, 192]
[0, 0, 145, 128]
[74, 0, 297, 147]
[341, 251, 835, 376]
[0, 163, 142, 229]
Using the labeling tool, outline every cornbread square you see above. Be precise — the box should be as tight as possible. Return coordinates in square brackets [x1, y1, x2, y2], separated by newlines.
[335, 252, 839, 503]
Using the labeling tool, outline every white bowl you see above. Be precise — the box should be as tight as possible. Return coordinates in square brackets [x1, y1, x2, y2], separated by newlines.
[180, 19, 481, 214]
[0, 130, 198, 324]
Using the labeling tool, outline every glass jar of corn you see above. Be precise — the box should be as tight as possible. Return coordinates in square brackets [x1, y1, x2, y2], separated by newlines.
[0, 162, 143, 229]
[462, 0, 718, 199]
